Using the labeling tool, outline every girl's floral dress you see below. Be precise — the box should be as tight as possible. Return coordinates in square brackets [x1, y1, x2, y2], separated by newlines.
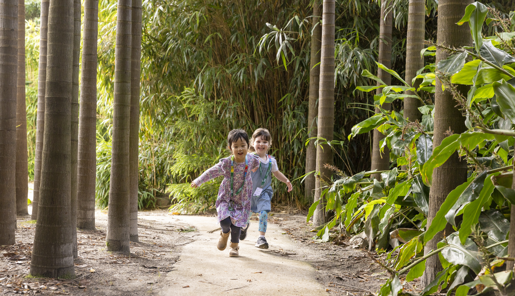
[193, 154, 259, 227]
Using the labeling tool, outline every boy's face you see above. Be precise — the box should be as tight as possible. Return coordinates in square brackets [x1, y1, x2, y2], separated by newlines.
[230, 138, 248, 163]
[253, 136, 270, 156]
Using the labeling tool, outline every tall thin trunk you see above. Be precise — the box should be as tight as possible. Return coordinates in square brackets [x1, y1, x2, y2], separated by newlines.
[30, 0, 75, 278]
[130, 0, 142, 242]
[32, 0, 49, 221]
[0, 0, 18, 245]
[313, 0, 335, 227]
[16, 0, 28, 216]
[508, 145, 515, 271]
[70, 0, 81, 258]
[422, 0, 472, 285]
[403, 0, 425, 122]
[371, 1, 392, 179]
[107, 0, 132, 253]
[305, 0, 321, 206]
[77, 0, 99, 230]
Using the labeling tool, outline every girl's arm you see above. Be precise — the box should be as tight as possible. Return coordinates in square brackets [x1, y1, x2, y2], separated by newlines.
[191, 160, 226, 188]
[273, 170, 293, 192]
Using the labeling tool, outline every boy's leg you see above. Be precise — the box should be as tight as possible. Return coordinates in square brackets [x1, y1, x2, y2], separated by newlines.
[255, 211, 269, 249]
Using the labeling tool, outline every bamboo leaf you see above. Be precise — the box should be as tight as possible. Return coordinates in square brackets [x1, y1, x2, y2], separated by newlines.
[349, 115, 387, 139]
[306, 200, 320, 222]
[377, 62, 408, 86]
[362, 69, 386, 85]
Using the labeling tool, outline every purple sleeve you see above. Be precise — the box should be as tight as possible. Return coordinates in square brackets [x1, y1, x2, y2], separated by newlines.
[193, 159, 226, 185]
[248, 154, 260, 170]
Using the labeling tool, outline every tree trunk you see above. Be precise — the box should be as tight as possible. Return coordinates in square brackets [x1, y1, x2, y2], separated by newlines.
[313, 0, 335, 227]
[30, 0, 75, 278]
[70, 0, 81, 258]
[403, 0, 425, 122]
[130, 0, 142, 242]
[77, 0, 99, 230]
[16, 0, 28, 216]
[0, 0, 18, 245]
[304, 0, 321, 206]
[508, 145, 515, 271]
[371, 1, 393, 179]
[422, 0, 472, 285]
[107, 0, 132, 253]
[32, 0, 49, 221]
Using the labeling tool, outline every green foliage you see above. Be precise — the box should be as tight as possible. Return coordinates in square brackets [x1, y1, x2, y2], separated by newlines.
[315, 2, 515, 294]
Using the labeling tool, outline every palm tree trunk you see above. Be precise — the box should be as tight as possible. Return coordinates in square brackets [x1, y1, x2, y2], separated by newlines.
[70, 0, 81, 258]
[107, 0, 132, 253]
[403, 0, 425, 122]
[31, 0, 49, 221]
[0, 0, 18, 245]
[30, 0, 75, 278]
[313, 0, 335, 227]
[16, 0, 28, 216]
[422, 0, 472, 285]
[305, 0, 321, 206]
[77, 0, 99, 230]
[371, 1, 392, 179]
[130, 0, 142, 242]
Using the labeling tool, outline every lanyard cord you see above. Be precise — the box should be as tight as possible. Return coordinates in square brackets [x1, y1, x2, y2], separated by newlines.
[230, 155, 248, 197]
[258, 155, 272, 187]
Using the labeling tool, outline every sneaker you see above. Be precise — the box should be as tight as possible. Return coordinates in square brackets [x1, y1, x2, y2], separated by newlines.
[240, 223, 250, 241]
[255, 236, 269, 249]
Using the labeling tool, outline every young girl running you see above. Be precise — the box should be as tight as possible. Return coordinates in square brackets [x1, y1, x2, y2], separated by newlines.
[240, 128, 293, 249]
[190, 129, 260, 257]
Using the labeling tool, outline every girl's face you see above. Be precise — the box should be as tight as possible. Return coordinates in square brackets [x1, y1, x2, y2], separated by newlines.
[253, 136, 270, 157]
[230, 138, 249, 163]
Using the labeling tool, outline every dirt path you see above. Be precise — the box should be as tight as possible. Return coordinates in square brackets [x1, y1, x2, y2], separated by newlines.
[159, 215, 327, 295]
[1, 204, 394, 295]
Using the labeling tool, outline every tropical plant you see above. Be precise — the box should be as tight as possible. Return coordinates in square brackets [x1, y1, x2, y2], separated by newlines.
[309, 2, 515, 294]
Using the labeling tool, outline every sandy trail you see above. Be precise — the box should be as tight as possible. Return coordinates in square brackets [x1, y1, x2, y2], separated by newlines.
[158, 215, 327, 296]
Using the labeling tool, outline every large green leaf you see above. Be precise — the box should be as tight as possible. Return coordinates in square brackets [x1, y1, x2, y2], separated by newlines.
[349, 114, 387, 139]
[377, 62, 408, 86]
[306, 200, 319, 222]
[380, 94, 420, 105]
[412, 175, 429, 216]
[364, 204, 380, 251]
[425, 175, 475, 242]
[422, 267, 451, 296]
[355, 85, 386, 93]
[447, 266, 471, 294]
[457, 2, 488, 52]
[362, 69, 386, 85]
[470, 84, 494, 106]
[441, 233, 482, 274]
[476, 66, 512, 85]
[437, 52, 468, 76]
[459, 173, 497, 243]
[495, 185, 515, 204]
[444, 172, 487, 227]
[379, 180, 411, 220]
[493, 80, 515, 124]
[344, 192, 359, 227]
[480, 40, 515, 67]
[479, 210, 509, 242]
[451, 60, 480, 85]
[421, 134, 460, 185]
[395, 236, 423, 270]
[406, 259, 426, 282]
[455, 286, 470, 296]
[416, 134, 433, 165]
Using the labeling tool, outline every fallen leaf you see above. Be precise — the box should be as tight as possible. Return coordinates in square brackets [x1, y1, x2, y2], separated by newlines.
[182, 285, 189, 288]
[89, 269, 95, 273]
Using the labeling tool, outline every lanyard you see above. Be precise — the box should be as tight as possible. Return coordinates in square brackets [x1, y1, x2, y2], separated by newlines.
[230, 155, 248, 197]
[258, 155, 272, 188]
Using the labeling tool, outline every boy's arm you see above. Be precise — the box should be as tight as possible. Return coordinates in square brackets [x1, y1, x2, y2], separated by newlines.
[272, 170, 292, 192]
[191, 160, 225, 188]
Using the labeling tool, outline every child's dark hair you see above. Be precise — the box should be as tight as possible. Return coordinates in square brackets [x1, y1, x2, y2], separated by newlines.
[249, 128, 272, 152]
[227, 129, 250, 148]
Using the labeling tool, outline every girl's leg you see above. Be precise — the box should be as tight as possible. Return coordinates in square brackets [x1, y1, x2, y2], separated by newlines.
[230, 223, 241, 243]
[220, 217, 232, 233]
[258, 211, 268, 234]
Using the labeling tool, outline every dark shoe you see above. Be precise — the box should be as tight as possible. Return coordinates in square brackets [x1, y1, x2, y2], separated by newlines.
[240, 223, 250, 241]
[255, 236, 269, 249]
